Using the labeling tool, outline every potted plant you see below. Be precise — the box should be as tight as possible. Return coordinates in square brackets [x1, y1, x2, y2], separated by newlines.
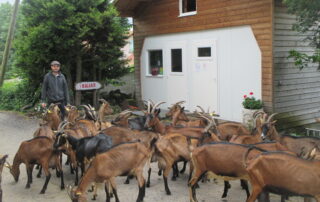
[242, 92, 263, 129]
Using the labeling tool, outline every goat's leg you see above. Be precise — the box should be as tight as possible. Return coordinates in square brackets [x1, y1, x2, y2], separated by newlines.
[40, 163, 51, 194]
[188, 167, 203, 202]
[124, 175, 134, 184]
[136, 171, 146, 202]
[91, 183, 99, 200]
[171, 163, 178, 181]
[146, 168, 151, 188]
[241, 180, 250, 199]
[56, 156, 65, 190]
[163, 164, 173, 195]
[258, 191, 270, 202]
[180, 161, 187, 174]
[247, 185, 262, 202]
[105, 182, 111, 202]
[36, 165, 42, 178]
[25, 164, 33, 189]
[75, 166, 79, 185]
[222, 181, 231, 198]
[109, 178, 119, 202]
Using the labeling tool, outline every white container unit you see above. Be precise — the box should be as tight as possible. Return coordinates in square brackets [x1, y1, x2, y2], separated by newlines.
[141, 25, 261, 122]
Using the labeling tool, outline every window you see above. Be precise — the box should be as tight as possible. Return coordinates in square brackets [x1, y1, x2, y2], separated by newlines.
[171, 49, 182, 73]
[181, 0, 196, 13]
[198, 47, 211, 57]
[149, 50, 163, 76]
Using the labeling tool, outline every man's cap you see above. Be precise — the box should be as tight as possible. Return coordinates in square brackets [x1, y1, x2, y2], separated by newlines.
[50, 60, 61, 66]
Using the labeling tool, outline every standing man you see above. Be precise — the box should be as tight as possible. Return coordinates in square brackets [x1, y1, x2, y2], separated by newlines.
[41, 60, 70, 120]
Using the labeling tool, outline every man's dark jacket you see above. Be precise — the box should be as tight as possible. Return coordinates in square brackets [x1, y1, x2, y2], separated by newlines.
[41, 72, 70, 104]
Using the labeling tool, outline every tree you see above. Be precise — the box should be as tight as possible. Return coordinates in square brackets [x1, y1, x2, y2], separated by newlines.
[14, 0, 130, 104]
[283, 0, 320, 69]
[0, 2, 19, 80]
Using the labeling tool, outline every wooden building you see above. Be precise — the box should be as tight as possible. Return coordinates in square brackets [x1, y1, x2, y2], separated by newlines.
[115, 0, 318, 129]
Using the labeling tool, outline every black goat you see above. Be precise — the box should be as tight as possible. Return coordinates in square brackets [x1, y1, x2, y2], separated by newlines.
[54, 133, 113, 185]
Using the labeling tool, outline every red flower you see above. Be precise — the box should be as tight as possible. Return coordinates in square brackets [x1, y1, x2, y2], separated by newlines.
[250, 92, 254, 95]
[244, 95, 247, 98]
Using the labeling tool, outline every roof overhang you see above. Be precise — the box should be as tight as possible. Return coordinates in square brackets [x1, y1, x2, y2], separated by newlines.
[115, 0, 153, 17]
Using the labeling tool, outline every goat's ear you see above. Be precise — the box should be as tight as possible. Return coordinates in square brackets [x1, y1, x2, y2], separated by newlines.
[181, 107, 185, 111]
[155, 108, 161, 116]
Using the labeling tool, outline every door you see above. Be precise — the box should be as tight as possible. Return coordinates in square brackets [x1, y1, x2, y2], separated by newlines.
[189, 39, 218, 114]
[165, 41, 188, 107]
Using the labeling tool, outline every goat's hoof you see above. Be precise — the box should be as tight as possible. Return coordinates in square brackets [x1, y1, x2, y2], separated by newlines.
[61, 185, 65, 190]
[221, 194, 227, 198]
[194, 183, 200, 189]
[166, 190, 171, 195]
[171, 177, 177, 181]
[37, 174, 41, 178]
[124, 180, 130, 184]
[25, 185, 30, 189]
[40, 190, 45, 194]
[91, 195, 97, 200]
[158, 171, 162, 176]
[146, 183, 150, 188]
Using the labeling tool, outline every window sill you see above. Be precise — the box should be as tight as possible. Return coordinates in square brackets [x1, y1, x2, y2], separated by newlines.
[146, 74, 164, 78]
[178, 11, 197, 17]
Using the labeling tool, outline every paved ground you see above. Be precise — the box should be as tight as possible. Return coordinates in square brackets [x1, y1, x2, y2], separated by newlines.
[0, 111, 308, 202]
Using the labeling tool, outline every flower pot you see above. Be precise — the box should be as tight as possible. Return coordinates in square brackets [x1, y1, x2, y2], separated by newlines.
[242, 108, 263, 130]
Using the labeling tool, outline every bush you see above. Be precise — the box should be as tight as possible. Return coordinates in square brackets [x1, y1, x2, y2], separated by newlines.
[0, 79, 38, 111]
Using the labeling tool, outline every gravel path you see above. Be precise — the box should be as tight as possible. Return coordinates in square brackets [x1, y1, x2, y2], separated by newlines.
[0, 111, 307, 202]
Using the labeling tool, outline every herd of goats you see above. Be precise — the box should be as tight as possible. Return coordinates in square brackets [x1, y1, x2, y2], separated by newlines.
[0, 99, 320, 202]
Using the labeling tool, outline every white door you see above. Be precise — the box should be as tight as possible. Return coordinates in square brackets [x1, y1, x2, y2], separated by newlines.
[165, 41, 188, 106]
[189, 39, 218, 114]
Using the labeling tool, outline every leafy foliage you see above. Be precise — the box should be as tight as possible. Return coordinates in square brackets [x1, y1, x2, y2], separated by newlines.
[283, 0, 320, 69]
[13, 0, 131, 103]
[0, 78, 38, 110]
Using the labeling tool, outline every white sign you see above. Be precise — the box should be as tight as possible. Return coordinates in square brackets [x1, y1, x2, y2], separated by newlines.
[75, 81, 102, 91]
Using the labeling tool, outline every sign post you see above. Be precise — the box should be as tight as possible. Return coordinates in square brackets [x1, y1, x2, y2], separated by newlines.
[75, 81, 102, 91]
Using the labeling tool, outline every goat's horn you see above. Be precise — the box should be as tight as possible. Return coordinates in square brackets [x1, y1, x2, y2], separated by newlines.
[88, 104, 95, 111]
[253, 111, 265, 119]
[172, 101, 185, 106]
[267, 113, 278, 123]
[99, 99, 108, 104]
[80, 104, 91, 111]
[120, 110, 132, 116]
[148, 99, 155, 107]
[196, 106, 205, 113]
[4, 161, 12, 169]
[151, 101, 166, 114]
[147, 100, 151, 113]
[57, 121, 67, 131]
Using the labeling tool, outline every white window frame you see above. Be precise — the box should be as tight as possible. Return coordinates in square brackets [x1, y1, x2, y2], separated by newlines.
[179, 0, 197, 17]
[146, 49, 164, 77]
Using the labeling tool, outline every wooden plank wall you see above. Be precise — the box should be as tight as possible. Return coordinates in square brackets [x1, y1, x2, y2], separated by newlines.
[132, 0, 274, 111]
[273, 1, 319, 129]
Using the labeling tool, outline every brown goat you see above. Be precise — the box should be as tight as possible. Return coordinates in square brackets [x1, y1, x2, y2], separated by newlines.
[67, 141, 155, 202]
[98, 99, 113, 122]
[245, 152, 320, 202]
[42, 103, 61, 130]
[188, 142, 293, 202]
[156, 133, 216, 195]
[5, 137, 64, 194]
[0, 154, 8, 202]
[33, 120, 55, 140]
